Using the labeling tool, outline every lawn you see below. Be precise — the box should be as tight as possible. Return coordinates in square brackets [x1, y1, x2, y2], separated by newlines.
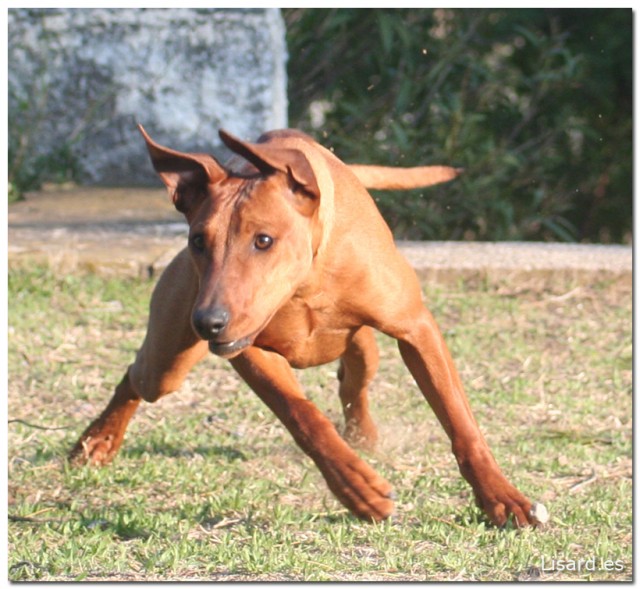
[7, 266, 632, 581]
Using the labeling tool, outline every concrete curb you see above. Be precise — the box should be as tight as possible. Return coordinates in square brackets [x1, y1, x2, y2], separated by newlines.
[398, 241, 632, 289]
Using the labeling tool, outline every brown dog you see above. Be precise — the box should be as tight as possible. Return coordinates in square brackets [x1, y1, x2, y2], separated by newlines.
[70, 126, 542, 527]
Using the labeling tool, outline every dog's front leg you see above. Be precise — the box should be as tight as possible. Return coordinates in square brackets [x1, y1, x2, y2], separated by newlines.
[69, 248, 207, 466]
[230, 346, 394, 521]
[395, 307, 535, 527]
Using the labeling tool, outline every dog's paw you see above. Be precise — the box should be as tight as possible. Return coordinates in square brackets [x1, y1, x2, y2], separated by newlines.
[320, 454, 394, 522]
[68, 432, 119, 467]
[343, 419, 379, 453]
[474, 482, 541, 528]
[456, 446, 544, 528]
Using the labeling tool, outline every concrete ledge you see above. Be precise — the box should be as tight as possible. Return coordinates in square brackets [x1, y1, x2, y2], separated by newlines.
[8, 188, 632, 288]
[9, 188, 185, 278]
[398, 241, 632, 290]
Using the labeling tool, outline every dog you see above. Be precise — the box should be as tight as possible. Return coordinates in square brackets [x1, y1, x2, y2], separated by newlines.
[69, 125, 543, 527]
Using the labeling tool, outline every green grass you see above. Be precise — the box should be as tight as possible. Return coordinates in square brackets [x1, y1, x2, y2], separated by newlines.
[8, 266, 632, 581]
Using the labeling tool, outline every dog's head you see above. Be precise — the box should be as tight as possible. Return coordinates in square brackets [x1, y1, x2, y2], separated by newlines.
[139, 125, 332, 358]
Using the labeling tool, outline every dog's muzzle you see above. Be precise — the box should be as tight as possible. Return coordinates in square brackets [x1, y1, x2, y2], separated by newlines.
[192, 306, 230, 340]
[208, 337, 253, 358]
[192, 306, 251, 357]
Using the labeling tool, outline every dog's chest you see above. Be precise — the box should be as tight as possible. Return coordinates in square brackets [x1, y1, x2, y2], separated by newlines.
[255, 296, 355, 369]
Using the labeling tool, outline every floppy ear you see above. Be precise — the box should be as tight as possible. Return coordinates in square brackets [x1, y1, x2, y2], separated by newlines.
[219, 129, 320, 200]
[138, 124, 227, 215]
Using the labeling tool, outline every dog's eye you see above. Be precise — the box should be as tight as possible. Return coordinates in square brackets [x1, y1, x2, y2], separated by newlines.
[254, 234, 274, 251]
[190, 234, 206, 252]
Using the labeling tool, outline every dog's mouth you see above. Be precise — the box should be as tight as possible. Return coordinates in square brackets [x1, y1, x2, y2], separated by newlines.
[208, 336, 254, 359]
[203, 309, 281, 360]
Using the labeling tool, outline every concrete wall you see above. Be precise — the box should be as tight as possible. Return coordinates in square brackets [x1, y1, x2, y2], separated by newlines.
[8, 8, 288, 185]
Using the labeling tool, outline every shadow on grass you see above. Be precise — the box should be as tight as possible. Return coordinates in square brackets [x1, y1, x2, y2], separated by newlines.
[78, 514, 152, 541]
[123, 443, 247, 462]
[11, 442, 246, 467]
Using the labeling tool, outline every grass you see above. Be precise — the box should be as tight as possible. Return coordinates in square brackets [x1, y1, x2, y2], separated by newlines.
[7, 266, 632, 581]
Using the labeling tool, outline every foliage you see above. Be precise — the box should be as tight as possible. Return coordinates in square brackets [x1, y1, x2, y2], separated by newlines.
[284, 9, 632, 242]
[9, 66, 81, 201]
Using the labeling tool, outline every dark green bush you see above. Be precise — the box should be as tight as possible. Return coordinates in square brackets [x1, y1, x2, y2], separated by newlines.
[9, 90, 81, 202]
[284, 8, 632, 242]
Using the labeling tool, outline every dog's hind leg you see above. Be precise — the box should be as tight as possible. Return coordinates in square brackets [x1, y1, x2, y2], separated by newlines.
[69, 249, 208, 466]
[337, 326, 379, 450]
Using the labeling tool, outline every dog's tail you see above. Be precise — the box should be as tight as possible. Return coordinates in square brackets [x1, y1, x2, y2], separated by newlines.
[349, 164, 462, 190]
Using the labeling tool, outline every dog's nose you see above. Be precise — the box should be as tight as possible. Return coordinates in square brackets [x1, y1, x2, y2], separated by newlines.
[192, 307, 230, 340]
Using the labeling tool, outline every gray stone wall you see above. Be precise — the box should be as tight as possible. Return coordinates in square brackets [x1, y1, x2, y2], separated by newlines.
[8, 8, 288, 186]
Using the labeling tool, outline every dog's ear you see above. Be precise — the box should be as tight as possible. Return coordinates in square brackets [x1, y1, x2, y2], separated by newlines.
[138, 124, 226, 215]
[219, 129, 320, 200]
